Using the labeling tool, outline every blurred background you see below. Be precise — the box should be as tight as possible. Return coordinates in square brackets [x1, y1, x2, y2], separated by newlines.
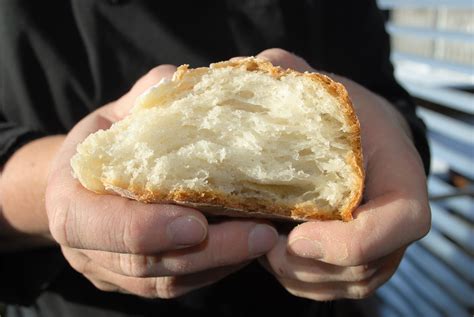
[368, 1, 473, 316]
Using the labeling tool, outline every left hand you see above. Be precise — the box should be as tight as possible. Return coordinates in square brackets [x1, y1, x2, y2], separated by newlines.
[46, 65, 278, 299]
[255, 48, 431, 301]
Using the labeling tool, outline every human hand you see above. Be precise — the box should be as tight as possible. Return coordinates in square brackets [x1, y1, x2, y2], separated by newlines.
[255, 48, 431, 300]
[46, 65, 278, 298]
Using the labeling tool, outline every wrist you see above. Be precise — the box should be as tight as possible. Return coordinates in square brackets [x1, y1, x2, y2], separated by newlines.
[0, 135, 65, 240]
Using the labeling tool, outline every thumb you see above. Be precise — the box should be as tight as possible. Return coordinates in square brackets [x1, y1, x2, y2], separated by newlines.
[113, 64, 177, 119]
[257, 48, 313, 72]
[53, 64, 177, 177]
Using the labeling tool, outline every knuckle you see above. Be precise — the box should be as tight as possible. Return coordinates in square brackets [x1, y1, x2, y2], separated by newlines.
[417, 202, 432, 238]
[294, 271, 326, 284]
[147, 65, 176, 80]
[268, 257, 291, 279]
[48, 209, 67, 245]
[311, 293, 340, 301]
[119, 254, 152, 277]
[285, 287, 339, 302]
[284, 286, 305, 298]
[80, 258, 95, 275]
[260, 47, 293, 58]
[131, 279, 158, 298]
[404, 198, 432, 241]
[347, 281, 375, 299]
[154, 277, 180, 299]
[267, 257, 286, 277]
[45, 178, 75, 246]
[91, 279, 117, 293]
[123, 213, 151, 254]
[349, 264, 376, 282]
[420, 217, 431, 239]
[274, 264, 287, 278]
[265, 241, 288, 278]
[124, 238, 148, 257]
[258, 48, 310, 71]
[345, 239, 368, 266]
[47, 199, 71, 246]
[63, 253, 86, 274]
[161, 257, 193, 275]
[64, 249, 95, 276]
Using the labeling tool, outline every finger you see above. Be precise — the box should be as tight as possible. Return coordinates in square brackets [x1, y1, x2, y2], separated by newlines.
[63, 246, 247, 299]
[274, 276, 347, 301]
[48, 181, 208, 253]
[229, 56, 247, 61]
[256, 48, 313, 72]
[82, 221, 277, 277]
[287, 190, 428, 266]
[274, 247, 404, 301]
[262, 236, 379, 283]
[287, 119, 430, 266]
[129, 65, 177, 98]
[92, 264, 245, 299]
[61, 246, 123, 293]
[258, 48, 430, 267]
[113, 64, 177, 119]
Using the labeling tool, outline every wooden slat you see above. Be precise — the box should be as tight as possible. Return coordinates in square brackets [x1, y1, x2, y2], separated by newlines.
[431, 204, 474, 252]
[419, 229, 474, 281]
[406, 244, 474, 307]
[397, 73, 474, 104]
[376, 285, 416, 317]
[428, 177, 474, 221]
[418, 108, 474, 144]
[378, 0, 474, 9]
[397, 260, 470, 317]
[387, 23, 474, 43]
[392, 52, 474, 75]
[414, 86, 474, 115]
[388, 273, 444, 317]
[430, 138, 474, 179]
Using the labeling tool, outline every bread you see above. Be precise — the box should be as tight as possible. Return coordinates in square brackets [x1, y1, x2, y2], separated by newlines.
[71, 57, 364, 221]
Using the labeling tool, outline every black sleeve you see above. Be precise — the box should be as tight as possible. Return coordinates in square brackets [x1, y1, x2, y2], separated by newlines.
[298, 0, 431, 175]
[0, 0, 90, 166]
[0, 1, 47, 166]
[0, 9, 44, 166]
[0, 119, 47, 166]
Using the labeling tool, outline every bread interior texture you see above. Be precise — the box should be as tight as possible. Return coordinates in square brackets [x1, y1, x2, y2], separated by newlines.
[71, 60, 361, 220]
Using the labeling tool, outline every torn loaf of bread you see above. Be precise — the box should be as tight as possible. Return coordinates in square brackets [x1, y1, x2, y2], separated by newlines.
[71, 57, 364, 221]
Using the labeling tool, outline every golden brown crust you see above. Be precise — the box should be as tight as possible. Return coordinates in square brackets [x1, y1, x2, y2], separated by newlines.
[99, 180, 342, 222]
[94, 57, 364, 222]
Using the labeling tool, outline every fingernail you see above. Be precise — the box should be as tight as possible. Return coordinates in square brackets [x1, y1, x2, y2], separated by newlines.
[167, 216, 207, 246]
[288, 237, 324, 259]
[248, 224, 278, 256]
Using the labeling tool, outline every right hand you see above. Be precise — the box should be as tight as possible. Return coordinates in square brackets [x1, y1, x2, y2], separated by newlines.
[45, 65, 278, 298]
